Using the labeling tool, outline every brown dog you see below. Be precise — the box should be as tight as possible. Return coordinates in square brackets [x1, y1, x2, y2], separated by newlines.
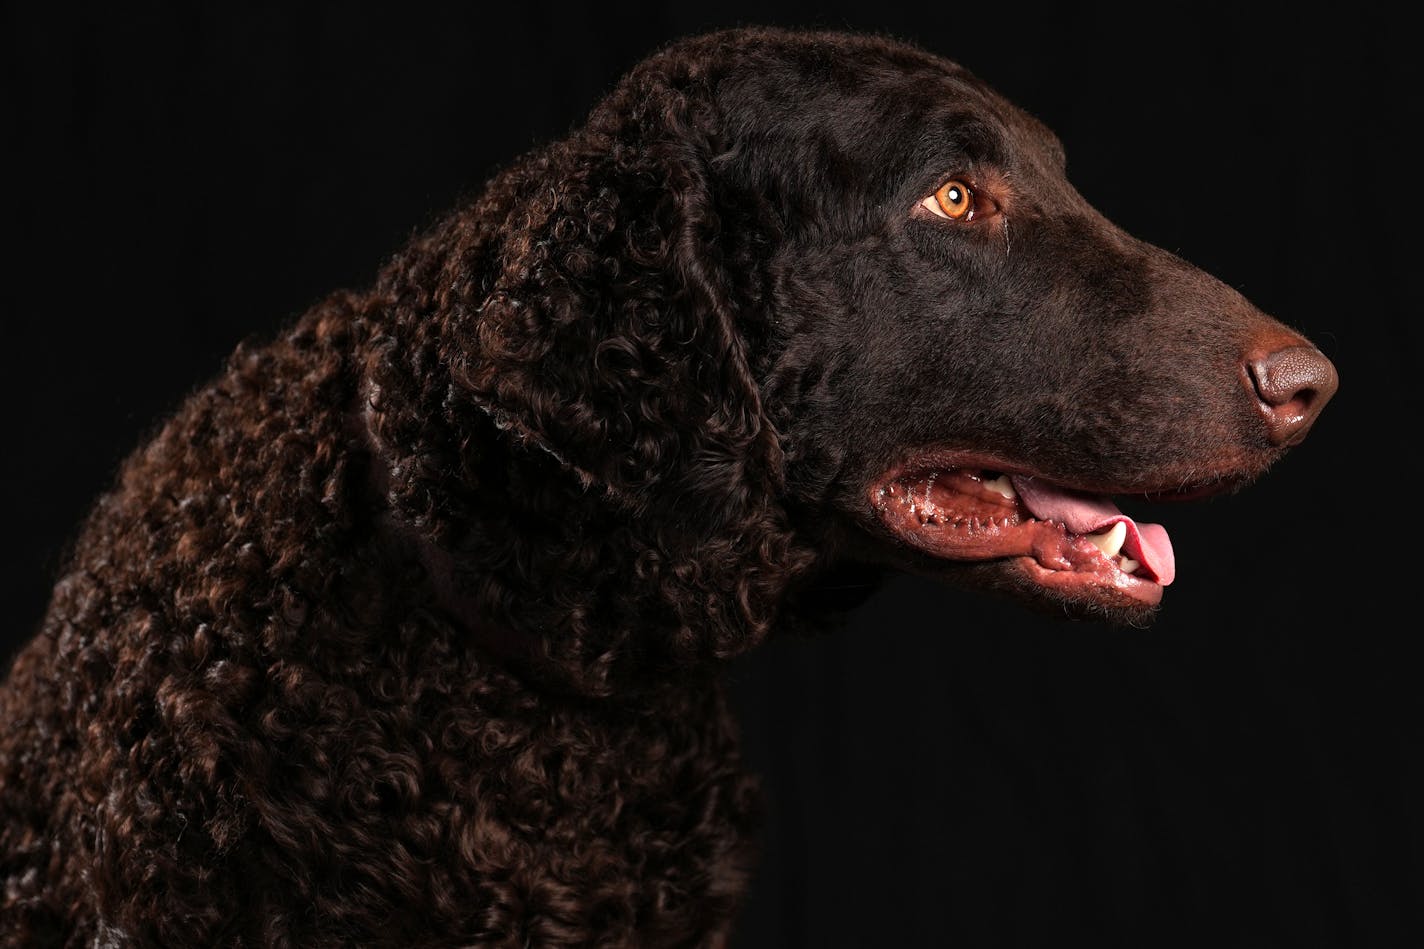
[0, 27, 1334, 947]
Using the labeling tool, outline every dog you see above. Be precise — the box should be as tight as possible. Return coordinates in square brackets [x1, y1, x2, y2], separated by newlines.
[0, 26, 1335, 947]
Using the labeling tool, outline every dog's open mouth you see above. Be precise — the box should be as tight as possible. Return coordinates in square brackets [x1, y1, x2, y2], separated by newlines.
[870, 456, 1240, 611]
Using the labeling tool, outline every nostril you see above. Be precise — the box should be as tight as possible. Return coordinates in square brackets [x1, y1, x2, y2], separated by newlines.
[1245, 344, 1339, 446]
[1248, 346, 1336, 407]
[1247, 358, 1318, 421]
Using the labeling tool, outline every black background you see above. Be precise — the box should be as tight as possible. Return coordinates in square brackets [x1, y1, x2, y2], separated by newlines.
[4, 4, 1419, 946]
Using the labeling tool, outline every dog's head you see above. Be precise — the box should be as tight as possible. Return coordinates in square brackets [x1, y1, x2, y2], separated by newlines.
[683, 29, 1338, 623]
[368, 28, 1335, 687]
[694, 27, 1337, 624]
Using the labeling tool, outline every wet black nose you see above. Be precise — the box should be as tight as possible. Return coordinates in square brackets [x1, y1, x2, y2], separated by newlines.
[1246, 345, 1339, 446]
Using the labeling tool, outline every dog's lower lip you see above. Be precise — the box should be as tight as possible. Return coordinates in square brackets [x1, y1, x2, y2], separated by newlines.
[1012, 555, 1164, 607]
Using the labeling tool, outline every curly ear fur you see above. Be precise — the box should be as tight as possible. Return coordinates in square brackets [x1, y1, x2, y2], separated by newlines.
[360, 43, 816, 695]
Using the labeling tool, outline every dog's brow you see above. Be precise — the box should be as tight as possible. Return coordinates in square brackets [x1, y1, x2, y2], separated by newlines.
[929, 114, 1010, 167]
[1047, 134, 1067, 170]
[1023, 115, 1067, 170]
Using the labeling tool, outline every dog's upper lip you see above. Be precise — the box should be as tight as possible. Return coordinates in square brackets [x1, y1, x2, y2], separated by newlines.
[876, 448, 1260, 501]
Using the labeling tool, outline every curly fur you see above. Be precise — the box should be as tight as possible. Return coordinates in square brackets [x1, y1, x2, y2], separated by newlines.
[1, 25, 1330, 947]
[1, 28, 834, 948]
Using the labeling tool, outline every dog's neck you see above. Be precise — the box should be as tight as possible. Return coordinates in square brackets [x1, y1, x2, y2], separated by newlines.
[346, 313, 827, 698]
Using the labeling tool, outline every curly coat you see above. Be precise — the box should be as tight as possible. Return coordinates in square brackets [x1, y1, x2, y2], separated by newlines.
[1, 25, 1333, 947]
[2, 28, 827, 948]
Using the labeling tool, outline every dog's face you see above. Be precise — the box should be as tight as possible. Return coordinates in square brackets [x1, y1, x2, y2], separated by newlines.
[450, 31, 1337, 664]
[718, 40, 1337, 623]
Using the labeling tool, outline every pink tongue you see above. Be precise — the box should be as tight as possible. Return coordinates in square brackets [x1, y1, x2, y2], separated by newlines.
[1009, 476, 1175, 585]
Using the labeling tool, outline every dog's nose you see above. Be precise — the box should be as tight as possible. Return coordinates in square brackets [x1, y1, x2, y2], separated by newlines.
[1245, 344, 1338, 446]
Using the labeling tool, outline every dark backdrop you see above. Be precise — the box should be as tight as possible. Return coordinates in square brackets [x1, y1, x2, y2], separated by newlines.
[4, 4, 1418, 946]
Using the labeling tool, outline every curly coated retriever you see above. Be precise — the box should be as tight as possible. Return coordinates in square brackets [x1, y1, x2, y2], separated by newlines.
[1, 26, 1336, 947]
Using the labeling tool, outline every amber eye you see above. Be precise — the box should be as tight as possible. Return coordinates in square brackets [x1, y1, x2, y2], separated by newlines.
[923, 179, 975, 220]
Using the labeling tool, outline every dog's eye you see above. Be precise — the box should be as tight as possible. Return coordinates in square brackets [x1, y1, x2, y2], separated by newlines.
[923, 180, 975, 221]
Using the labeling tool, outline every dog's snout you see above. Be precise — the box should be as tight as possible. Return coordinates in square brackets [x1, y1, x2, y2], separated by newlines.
[1245, 344, 1338, 446]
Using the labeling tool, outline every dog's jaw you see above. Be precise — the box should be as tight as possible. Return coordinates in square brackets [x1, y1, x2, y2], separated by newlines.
[861, 448, 1268, 618]
[870, 466, 1168, 610]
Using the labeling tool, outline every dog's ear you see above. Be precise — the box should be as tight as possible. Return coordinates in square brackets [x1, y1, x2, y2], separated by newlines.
[468, 82, 760, 506]
[411, 61, 814, 685]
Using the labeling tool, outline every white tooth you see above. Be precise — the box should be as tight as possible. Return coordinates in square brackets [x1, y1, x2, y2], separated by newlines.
[1118, 556, 1140, 574]
[1087, 521, 1127, 559]
[984, 475, 1017, 500]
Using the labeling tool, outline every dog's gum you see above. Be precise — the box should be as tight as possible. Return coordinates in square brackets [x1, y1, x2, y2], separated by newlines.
[926, 469, 1020, 514]
[875, 476, 1165, 607]
[878, 475, 1158, 587]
